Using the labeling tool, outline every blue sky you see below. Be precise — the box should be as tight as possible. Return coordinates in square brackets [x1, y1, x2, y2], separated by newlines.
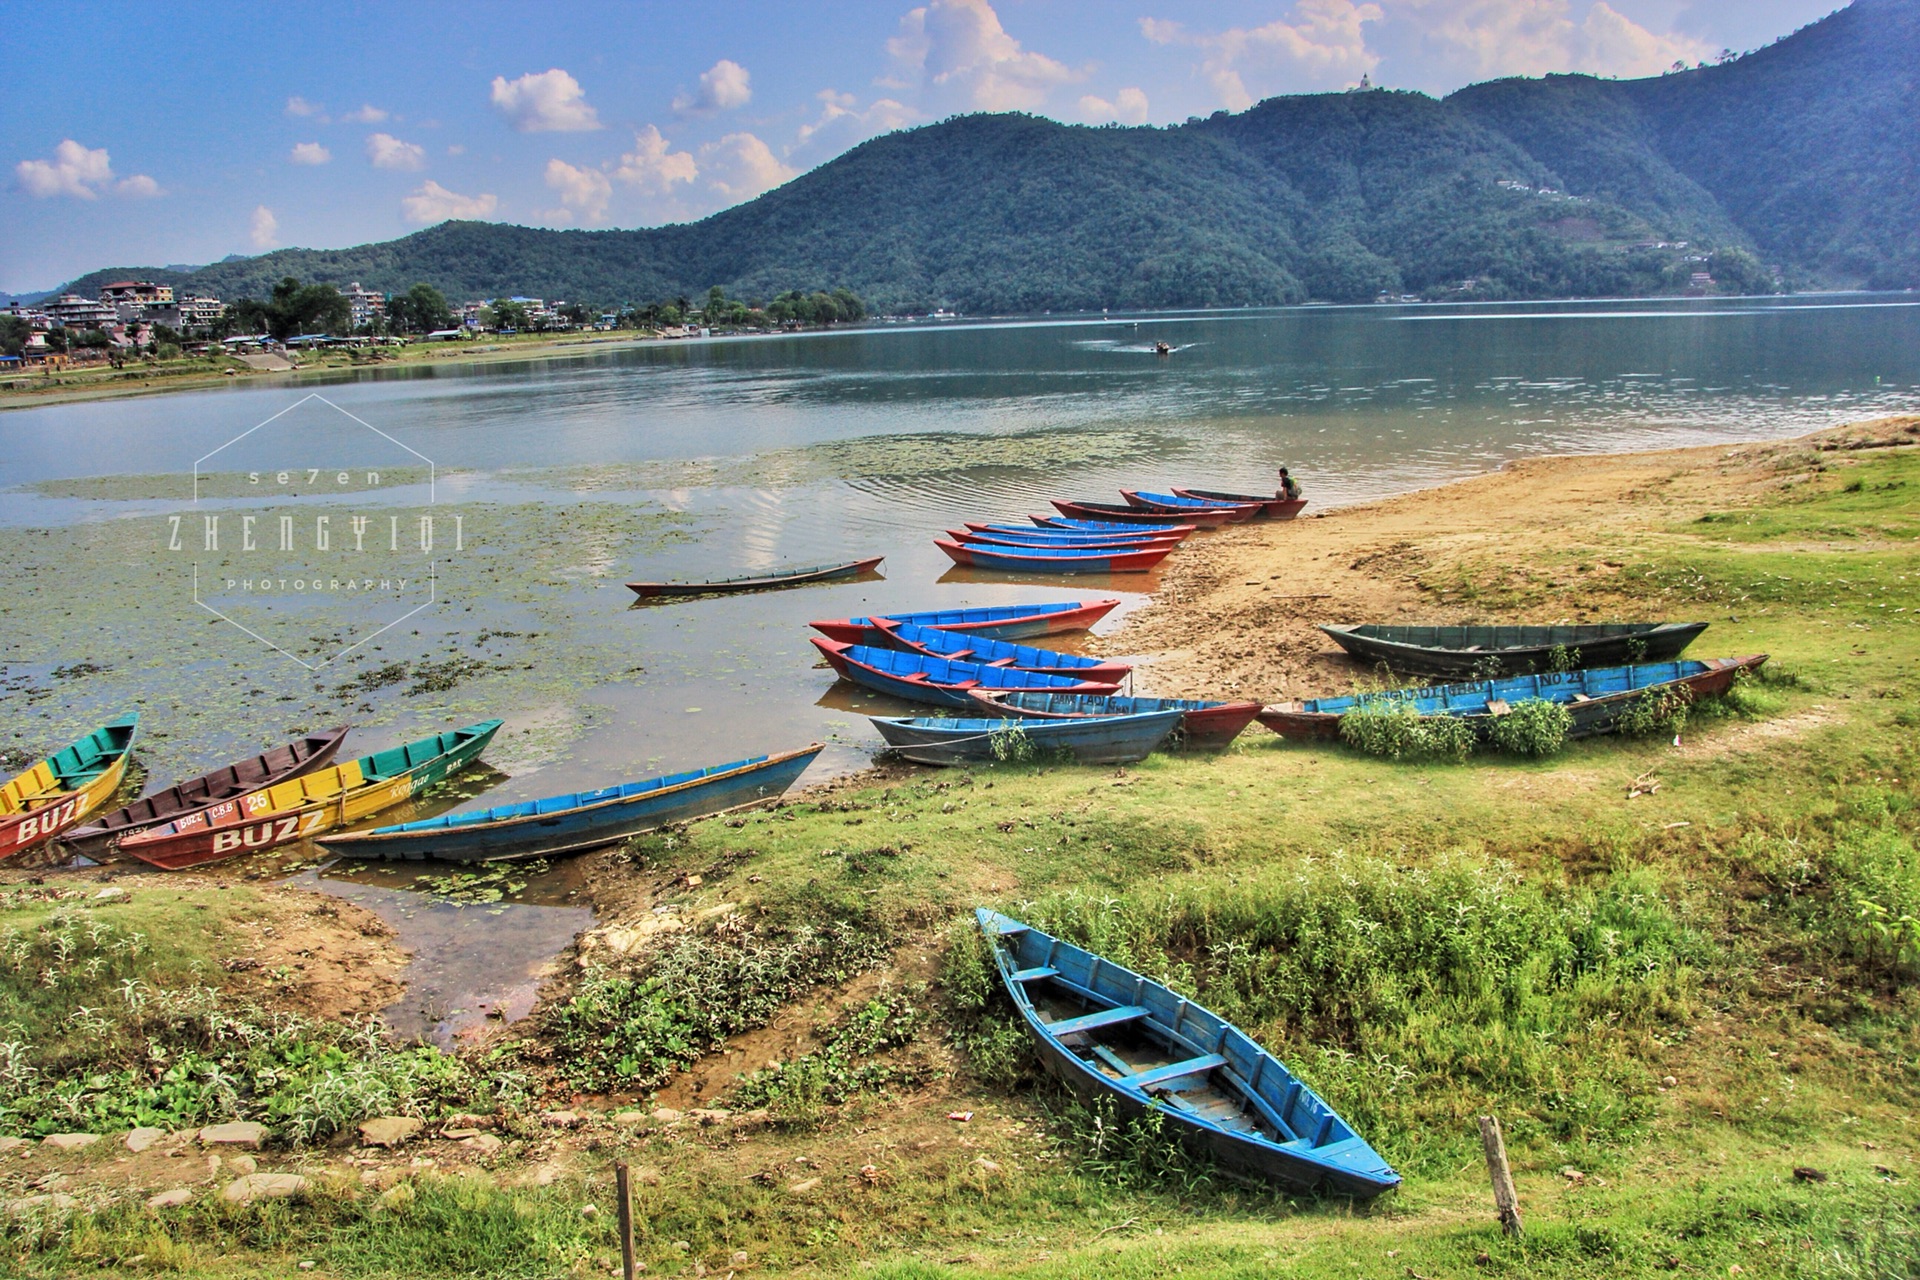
[1, 0, 1842, 293]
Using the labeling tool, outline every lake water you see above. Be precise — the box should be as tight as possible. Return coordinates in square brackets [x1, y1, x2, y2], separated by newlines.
[4, 294, 1917, 1041]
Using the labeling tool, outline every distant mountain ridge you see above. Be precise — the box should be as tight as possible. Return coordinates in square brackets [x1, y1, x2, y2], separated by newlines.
[56, 0, 1917, 313]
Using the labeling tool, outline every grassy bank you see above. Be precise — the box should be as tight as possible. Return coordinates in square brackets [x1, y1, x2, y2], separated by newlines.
[2, 423, 1916, 1277]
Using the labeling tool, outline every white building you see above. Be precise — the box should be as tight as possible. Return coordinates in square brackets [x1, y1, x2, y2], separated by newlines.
[45, 293, 118, 329]
[343, 282, 386, 330]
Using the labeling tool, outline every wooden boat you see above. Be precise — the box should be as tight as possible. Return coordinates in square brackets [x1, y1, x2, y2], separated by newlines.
[63, 727, 350, 859]
[870, 710, 1180, 766]
[811, 600, 1120, 645]
[977, 909, 1400, 1198]
[1257, 656, 1767, 741]
[966, 520, 1197, 541]
[320, 744, 822, 862]
[1172, 488, 1308, 519]
[119, 720, 504, 870]
[0, 715, 140, 861]
[873, 621, 1134, 682]
[1319, 622, 1709, 679]
[968, 690, 1261, 750]
[812, 640, 1120, 709]
[626, 556, 883, 599]
[1121, 490, 1260, 522]
[936, 538, 1174, 574]
[1050, 500, 1237, 528]
[950, 529, 1181, 552]
[1032, 516, 1201, 535]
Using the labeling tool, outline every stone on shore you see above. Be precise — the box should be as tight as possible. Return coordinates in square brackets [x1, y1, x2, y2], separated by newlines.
[221, 1173, 306, 1204]
[125, 1127, 165, 1153]
[358, 1116, 424, 1148]
[146, 1188, 194, 1210]
[42, 1134, 100, 1152]
[198, 1122, 268, 1149]
[4, 1193, 76, 1213]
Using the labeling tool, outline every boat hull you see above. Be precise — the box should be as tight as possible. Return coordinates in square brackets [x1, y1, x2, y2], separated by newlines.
[1121, 491, 1260, 522]
[1171, 489, 1307, 519]
[0, 715, 140, 860]
[1257, 656, 1766, 741]
[321, 745, 822, 862]
[1050, 500, 1235, 528]
[811, 600, 1120, 645]
[965, 521, 1197, 542]
[979, 910, 1399, 1198]
[814, 639, 1119, 709]
[876, 622, 1134, 683]
[1320, 622, 1709, 679]
[627, 556, 883, 598]
[969, 691, 1260, 749]
[936, 538, 1173, 574]
[950, 529, 1180, 552]
[870, 712, 1179, 765]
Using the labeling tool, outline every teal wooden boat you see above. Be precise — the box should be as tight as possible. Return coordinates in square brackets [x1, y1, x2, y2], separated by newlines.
[869, 710, 1180, 765]
[1320, 622, 1708, 679]
[978, 909, 1400, 1198]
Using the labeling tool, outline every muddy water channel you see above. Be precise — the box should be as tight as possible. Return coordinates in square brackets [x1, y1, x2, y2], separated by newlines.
[4, 296, 1917, 1042]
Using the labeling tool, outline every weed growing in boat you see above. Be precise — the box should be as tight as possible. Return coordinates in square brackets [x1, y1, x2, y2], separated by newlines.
[1545, 644, 1582, 673]
[1616, 685, 1693, 738]
[989, 725, 1037, 764]
[1338, 701, 1475, 761]
[1487, 698, 1573, 757]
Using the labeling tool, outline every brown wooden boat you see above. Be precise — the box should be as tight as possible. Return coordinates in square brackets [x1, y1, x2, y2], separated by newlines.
[62, 727, 349, 859]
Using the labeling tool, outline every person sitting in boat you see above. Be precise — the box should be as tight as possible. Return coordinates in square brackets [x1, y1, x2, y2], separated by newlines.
[1278, 467, 1302, 501]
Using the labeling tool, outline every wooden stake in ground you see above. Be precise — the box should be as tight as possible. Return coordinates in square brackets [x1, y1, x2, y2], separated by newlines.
[1478, 1115, 1523, 1237]
[615, 1160, 637, 1280]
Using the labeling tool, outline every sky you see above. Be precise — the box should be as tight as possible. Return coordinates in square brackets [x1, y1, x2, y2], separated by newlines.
[0, 0, 1846, 293]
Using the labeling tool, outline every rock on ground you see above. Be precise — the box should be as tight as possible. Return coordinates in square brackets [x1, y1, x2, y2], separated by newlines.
[42, 1134, 100, 1151]
[125, 1127, 165, 1153]
[358, 1116, 424, 1148]
[221, 1173, 307, 1203]
[146, 1188, 194, 1210]
[199, 1122, 269, 1148]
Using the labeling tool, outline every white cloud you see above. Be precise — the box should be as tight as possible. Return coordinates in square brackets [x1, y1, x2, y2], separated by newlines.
[672, 59, 753, 116]
[699, 132, 797, 201]
[490, 68, 602, 132]
[401, 180, 499, 224]
[447, 144, 467, 156]
[15, 139, 161, 199]
[793, 89, 919, 160]
[285, 95, 321, 118]
[887, 0, 1083, 113]
[545, 158, 613, 222]
[340, 104, 391, 124]
[1144, 1, 1384, 107]
[613, 125, 699, 194]
[289, 142, 332, 166]
[365, 132, 426, 171]
[1077, 86, 1151, 125]
[1398, 0, 1711, 81]
[249, 205, 279, 250]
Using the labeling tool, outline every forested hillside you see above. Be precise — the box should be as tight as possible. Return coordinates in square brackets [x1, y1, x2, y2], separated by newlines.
[58, 0, 1916, 313]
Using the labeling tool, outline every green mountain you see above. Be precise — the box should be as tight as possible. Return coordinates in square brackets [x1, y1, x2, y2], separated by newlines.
[57, 0, 1917, 313]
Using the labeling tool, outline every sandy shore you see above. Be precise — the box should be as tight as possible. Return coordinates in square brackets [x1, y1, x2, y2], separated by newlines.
[1106, 415, 1920, 705]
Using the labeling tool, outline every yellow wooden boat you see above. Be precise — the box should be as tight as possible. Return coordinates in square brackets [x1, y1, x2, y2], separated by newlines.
[0, 714, 140, 859]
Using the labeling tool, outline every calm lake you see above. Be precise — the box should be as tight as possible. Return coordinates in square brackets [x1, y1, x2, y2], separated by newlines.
[4, 293, 1917, 1040]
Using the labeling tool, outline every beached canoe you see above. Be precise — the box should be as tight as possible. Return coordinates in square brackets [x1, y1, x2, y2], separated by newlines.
[966, 521, 1197, 542]
[1121, 490, 1261, 522]
[811, 600, 1120, 645]
[936, 538, 1174, 574]
[1257, 656, 1766, 741]
[0, 715, 140, 860]
[320, 744, 822, 862]
[977, 909, 1401, 1198]
[119, 720, 504, 870]
[1319, 622, 1709, 679]
[870, 711, 1180, 765]
[874, 621, 1134, 682]
[1032, 516, 1203, 535]
[950, 528, 1182, 551]
[63, 727, 350, 859]
[968, 690, 1261, 749]
[626, 556, 883, 599]
[1172, 488, 1308, 519]
[813, 639, 1120, 709]
[1050, 500, 1237, 528]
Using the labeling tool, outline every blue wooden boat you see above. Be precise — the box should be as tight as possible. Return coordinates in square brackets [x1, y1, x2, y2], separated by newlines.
[813, 639, 1120, 708]
[968, 690, 1261, 749]
[812, 600, 1120, 645]
[966, 521, 1197, 542]
[952, 529, 1180, 552]
[1258, 655, 1767, 740]
[977, 909, 1400, 1199]
[874, 621, 1133, 682]
[937, 538, 1174, 574]
[870, 711, 1180, 765]
[1032, 517, 1201, 534]
[1122, 490, 1259, 521]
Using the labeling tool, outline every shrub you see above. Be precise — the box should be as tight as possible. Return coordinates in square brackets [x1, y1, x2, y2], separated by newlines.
[1616, 685, 1692, 738]
[1489, 698, 1574, 757]
[1340, 700, 1476, 761]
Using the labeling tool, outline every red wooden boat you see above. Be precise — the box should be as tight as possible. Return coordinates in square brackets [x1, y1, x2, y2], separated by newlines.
[811, 599, 1121, 645]
[63, 727, 351, 859]
[1171, 488, 1309, 519]
[948, 529, 1181, 552]
[965, 520, 1198, 540]
[936, 538, 1174, 573]
[1049, 500, 1236, 528]
[1121, 490, 1261, 522]
[871, 620, 1135, 683]
[968, 690, 1263, 750]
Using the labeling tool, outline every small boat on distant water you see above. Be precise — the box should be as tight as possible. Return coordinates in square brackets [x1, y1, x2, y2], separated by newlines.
[968, 690, 1261, 749]
[319, 744, 822, 862]
[977, 909, 1401, 1198]
[1319, 622, 1709, 679]
[968, 520, 1198, 541]
[119, 720, 503, 870]
[873, 621, 1134, 682]
[1, 715, 140, 860]
[813, 640, 1120, 708]
[626, 556, 883, 599]
[1257, 656, 1766, 741]
[870, 710, 1180, 765]
[1122, 491, 1260, 521]
[1050, 500, 1237, 528]
[1171, 488, 1308, 519]
[937, 538, 1174, 574]
[811, 599, 1119, 645]
[64, 727, 350, 858]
